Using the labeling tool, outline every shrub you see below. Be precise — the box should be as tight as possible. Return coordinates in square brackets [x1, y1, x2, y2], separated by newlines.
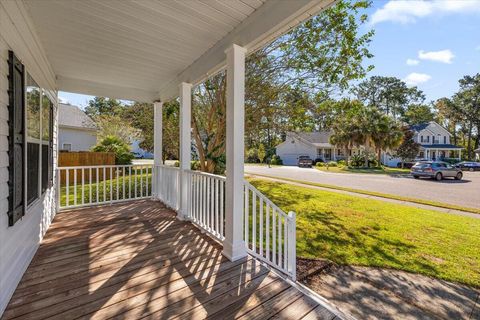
[190, 160, 201, 170]
[350, 154, 364, 167]
[174, 160, 180, 167]
[270, 155, 283, 165]
[327, 161, 338, 167]
[316, 162, 325, 167]
[337, 160, 346, 166]
[92, 135, 134, 165]
[245, 148, 259, 163]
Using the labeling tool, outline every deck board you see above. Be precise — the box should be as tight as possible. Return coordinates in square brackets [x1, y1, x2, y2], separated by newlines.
[2, 200, 337, 320]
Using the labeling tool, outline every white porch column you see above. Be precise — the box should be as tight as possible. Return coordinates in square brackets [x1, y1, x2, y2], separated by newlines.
[179, 82, 192, 220]
[459, 149, 462, 160]
[223, 44, 247, 261]
[153, 101, 163, 197]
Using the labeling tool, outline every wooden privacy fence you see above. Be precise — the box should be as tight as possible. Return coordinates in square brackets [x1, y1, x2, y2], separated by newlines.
[59, 152, 115, 184]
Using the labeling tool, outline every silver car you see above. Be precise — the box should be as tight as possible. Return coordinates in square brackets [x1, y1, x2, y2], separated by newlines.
[411, 161, 463, 181]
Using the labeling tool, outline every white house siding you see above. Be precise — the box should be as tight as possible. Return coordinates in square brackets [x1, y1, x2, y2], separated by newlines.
[59, 127, 97, 151]
[0, 2, 58, 315]
[276, 138, 316, 165]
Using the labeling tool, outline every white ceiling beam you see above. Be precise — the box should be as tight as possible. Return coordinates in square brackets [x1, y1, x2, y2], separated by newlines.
[57, 76, 157, 102]
[158, 0, 335, 101]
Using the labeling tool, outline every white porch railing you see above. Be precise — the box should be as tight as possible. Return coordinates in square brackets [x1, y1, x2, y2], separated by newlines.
[57, 164, 153, 210]
[57, 163, 296, 280]
[154, 165, 180, 210]
[244, 181, 296, 280]
[185, 169, 226, 242]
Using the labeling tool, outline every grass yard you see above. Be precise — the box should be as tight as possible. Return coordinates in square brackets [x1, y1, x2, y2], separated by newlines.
[315, 165, 410, 175]
[249, 178, 480, 287]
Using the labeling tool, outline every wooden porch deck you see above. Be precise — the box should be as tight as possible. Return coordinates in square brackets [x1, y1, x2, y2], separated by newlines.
[2, 200, 339, 320]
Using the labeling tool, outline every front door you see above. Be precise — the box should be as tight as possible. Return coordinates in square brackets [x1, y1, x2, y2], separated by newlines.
[324, 149, 331, 160]
[432, 151, 436, 160]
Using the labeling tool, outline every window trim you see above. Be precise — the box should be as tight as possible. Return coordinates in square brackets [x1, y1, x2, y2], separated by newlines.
[25, 72, 55, 209]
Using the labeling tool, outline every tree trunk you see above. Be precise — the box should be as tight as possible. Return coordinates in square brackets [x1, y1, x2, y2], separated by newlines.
[377, 148, 382, 166]
[467, 121, 473, 160]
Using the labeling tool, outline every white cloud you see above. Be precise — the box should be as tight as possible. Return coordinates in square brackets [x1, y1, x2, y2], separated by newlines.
[58, 96, 70, 104]
[406, 59, 420, 66]
[418, 49, 454, 64]
[371, 0, 480, 25]
[403, 73, 431, 86]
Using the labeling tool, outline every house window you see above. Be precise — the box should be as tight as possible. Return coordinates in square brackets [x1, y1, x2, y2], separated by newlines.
[444, 136, 446, 144]
[26, 74, 40, 205]
[420, 136, 424, 143]
[26, 73, 54, 205]
[63, 143, 72, 152]
[427, 136, 430, 143]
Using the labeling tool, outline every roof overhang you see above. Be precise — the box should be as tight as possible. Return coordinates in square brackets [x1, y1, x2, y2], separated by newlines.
[22, 0, 335, 102]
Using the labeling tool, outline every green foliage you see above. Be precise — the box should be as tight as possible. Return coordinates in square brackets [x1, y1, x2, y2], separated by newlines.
[246, 148, 258, 163]
[174, 161, 180, 168]
[354, 76, 425, 119]
[337, 160, 347, 166]
[395, 128, 421, 164]
[402, 104, 435, 125]
[92, 135, 134, 165]
[270, 155, 283, 165]
[257, 144, 266, 164]
[85, 97, 124, 118]
[327, 161, 338, 167]
[316, 162, 325, 167]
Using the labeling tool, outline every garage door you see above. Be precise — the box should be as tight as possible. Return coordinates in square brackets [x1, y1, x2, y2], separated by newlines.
[281, 154, 298, 166]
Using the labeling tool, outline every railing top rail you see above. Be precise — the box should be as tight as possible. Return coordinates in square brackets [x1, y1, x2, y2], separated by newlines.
[244, 180, 291, 220]
[184, 169, 226, 181]
[58, 164, 153, 170]
[155, 164, 181, 170]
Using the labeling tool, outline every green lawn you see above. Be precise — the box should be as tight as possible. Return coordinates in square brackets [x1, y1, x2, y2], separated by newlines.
[249, 178, 480, 287]
[315, 165, 410, 175]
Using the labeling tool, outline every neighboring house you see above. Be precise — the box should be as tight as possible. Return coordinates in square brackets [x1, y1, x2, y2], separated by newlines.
[131, 140, 153, 159]
[475, 148, 480, 161]
[277, 121, 463, 167]
[276, 131, 350, 165]
[58, 103, 97, 151]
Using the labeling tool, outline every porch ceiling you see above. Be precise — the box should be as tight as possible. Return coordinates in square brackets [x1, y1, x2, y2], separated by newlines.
[23, 0, 333, 102]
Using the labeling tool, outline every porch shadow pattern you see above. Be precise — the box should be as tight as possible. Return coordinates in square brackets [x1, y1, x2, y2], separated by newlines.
[2, 200, 337, 320]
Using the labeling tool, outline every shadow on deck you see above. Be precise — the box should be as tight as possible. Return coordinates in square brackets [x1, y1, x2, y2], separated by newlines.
[2, 199, 340, 320]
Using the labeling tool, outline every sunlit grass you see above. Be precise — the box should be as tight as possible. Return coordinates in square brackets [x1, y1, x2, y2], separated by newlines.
[250, 178, 480, 287]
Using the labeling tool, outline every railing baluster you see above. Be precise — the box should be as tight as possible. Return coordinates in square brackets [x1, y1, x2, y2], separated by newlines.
[272, 208, 276, 265]
[110, 166, 113, 203]
[116, 166, 119, 201]
[146, 165, 149, 197]
[89, 168, 92, 204]
[66, 169, 69, 207]
[81, 168, 85, 206]
[220, 180, 224, 238]
[129, 167, 132, 199]
[266, 203, 270, 261]
[278, 212, 282, 268]
[140, 165, 143, 198]
[73, 168, 77, 206]
[96, 167, 99, 204]
[215, 179, 219, 237]
[122, 167, 126, 200]
[260, 198, 263, 256]
[252, 189, 256, 253]
[103, 167, 106, 203]
[134, 166, 138, 198]
[284, 214, 288, 269]
[244, 185, 249, 248]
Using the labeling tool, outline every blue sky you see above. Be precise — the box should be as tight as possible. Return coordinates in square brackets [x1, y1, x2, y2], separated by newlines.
[59, 0, 480, 108]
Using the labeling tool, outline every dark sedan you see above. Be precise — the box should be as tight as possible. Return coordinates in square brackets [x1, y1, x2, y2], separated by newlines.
[455, 161, 480, 172]
[297, 155, 313, 168]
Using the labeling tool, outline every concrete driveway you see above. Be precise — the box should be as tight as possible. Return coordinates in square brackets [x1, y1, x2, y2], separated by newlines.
[245, 165, 480, 209]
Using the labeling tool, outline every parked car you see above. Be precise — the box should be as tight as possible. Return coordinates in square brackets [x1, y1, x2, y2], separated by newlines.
[298, 155, 313, 168]
[397, 161, 415, 169]
[455, 161, 480, 172]
[411, 161, 463, 181]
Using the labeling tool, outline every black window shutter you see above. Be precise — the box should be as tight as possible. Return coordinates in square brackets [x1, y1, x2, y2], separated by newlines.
[7, 51, 26, 226]
[48, 104, 54, 186]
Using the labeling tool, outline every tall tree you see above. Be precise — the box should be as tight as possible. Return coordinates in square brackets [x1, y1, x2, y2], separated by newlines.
[85, 97, 124, 118]
[354, 76, 425, 119]
[395, 128, 420, 168]
[402, 104, 435, 125]
[192, 0, 374, 173]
